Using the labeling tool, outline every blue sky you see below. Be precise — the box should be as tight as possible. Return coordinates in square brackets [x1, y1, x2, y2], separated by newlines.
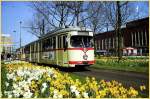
[2, 1, 38, 49]
[2, 1, 149, 49]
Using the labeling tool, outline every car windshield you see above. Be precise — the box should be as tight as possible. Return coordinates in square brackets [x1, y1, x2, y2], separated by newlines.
[70, 36, 93, 48]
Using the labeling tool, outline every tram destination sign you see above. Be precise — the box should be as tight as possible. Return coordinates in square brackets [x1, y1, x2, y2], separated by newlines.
[78, 31, 89, 36]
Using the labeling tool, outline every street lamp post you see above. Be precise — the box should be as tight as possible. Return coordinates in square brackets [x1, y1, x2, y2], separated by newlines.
[20, 21, 22, 48]
[13, 30, 16, 54]
[19, 21, 22, 60]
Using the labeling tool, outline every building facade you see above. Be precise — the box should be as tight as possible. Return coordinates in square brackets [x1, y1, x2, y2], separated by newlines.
[95, 17, 149, 56]
[1, 34, 13, 59]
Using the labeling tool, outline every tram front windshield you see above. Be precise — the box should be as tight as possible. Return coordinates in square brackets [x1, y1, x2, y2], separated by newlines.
[70, 36, 93, 48]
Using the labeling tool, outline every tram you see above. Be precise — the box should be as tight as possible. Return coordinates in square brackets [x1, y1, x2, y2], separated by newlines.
[16, 26, 95, 67]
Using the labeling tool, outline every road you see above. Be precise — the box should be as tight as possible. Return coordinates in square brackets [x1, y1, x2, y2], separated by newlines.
[60, 66, 149, 97]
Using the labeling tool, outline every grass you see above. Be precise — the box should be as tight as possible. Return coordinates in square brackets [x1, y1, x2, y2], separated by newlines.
[1, 62, 9, 98]
[68, 73, 86, 83]
[92, 57, 149, 73]
[60, 71, 86, 84]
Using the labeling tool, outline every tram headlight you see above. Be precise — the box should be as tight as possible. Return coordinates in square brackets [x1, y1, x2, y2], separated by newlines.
[83, 54, 88, 60]
[89, 32, 93, 36]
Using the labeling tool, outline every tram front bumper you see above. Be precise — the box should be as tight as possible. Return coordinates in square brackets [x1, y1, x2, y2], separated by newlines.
[68, 60, 95, 65]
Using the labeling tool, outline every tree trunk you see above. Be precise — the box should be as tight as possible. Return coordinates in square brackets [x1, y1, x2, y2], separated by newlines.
[116, 1, 122, 62]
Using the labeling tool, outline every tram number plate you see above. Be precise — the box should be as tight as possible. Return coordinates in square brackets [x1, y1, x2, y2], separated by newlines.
[83, 61, 88, 64]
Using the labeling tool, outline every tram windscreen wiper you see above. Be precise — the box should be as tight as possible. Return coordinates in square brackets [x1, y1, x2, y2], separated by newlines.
[82, 37, 85, 48]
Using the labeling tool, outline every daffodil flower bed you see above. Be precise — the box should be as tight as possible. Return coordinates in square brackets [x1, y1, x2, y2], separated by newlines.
[2, 61, 146, 98]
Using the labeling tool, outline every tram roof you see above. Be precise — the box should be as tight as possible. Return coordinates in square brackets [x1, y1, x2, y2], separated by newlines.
[24, 26, 92, 47]
[41, 26, 92, 39]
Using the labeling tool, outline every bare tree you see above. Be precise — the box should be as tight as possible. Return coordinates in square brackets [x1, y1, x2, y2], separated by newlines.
[103, 1, 133, 61]
[28, 1, 71, 37]
[87, 2, 106, 33]
[26, 12, 45, 38]
[51, 1, 70, 27]
[66, 1, 85, 26]
[28, 1, 94, 37]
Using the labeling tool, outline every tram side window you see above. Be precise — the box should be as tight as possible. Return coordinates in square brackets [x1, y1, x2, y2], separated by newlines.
[53, 37, 56, 49]
[33, 44, 35, 53]
[42, 40, 47, 51]
[40, 41, 42, 52]
[33, 43, 35, 53]
[47, 39, 50, 49]
[42, 38, 54, 51]
[25, 46, 30, 54]
[50, 38, 52, 48]
[31, 44, 34, 53]
[58, 36, 62, 48]
[34, 43, 36, 53]
[39, 41, 41, 51]
[63, 35, 67, 48]
[33, 43, 36, 53]
[35, 43, 36, 52]
[42, 40, 45, 51]
[26, 46, 29, 53]
[41, 37, 56, 51]
[36, 42, 38, 52]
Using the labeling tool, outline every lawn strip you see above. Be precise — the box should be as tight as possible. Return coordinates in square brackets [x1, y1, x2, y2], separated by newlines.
[91, 59, 149, 74]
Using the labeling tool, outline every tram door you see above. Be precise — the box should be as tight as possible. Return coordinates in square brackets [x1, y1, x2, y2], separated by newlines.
[57, 35, 68, 67]
[58, 35, 63, 66]
[62, 35, 68, 67]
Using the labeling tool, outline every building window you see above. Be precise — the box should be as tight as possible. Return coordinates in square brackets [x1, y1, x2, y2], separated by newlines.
[102, 39, 103, 50]
[131, 32, 133, 46]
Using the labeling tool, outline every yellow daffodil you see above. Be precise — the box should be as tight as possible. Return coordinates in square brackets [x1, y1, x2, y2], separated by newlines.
[3, 61, 143, 98]
[140, 85, 146, 91]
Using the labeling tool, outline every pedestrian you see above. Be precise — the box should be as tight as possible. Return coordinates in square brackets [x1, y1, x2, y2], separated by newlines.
[1, 54, 4, 60]
[7, 53, 11, 61]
